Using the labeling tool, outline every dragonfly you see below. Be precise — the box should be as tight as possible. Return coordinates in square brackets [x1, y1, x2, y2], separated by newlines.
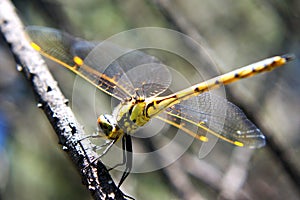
[26, 26, 293, 187]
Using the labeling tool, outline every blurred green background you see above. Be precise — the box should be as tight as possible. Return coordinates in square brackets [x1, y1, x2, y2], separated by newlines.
[0, 0, 299, 199]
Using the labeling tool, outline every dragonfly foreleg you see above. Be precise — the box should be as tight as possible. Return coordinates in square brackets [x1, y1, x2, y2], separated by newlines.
[77, 133, 100, 141]
[83, 139, 117, 170]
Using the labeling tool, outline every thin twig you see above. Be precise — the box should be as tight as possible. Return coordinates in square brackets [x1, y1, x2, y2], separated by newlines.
[0, 0, 128, 199]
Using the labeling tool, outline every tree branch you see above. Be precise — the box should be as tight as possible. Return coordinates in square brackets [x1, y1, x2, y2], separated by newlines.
[0, 0, 128, 199]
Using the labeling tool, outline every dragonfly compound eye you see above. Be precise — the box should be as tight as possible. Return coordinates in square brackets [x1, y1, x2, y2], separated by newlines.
[97, 114, 116, 137]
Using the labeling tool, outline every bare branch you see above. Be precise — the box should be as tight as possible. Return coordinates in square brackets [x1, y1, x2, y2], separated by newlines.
[0, 0, 129, 199]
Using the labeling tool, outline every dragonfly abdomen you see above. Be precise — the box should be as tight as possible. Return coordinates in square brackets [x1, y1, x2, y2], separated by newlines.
[146, 55, 293, 118]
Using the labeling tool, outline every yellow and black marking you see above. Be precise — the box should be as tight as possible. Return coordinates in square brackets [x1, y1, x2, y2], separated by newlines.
[145, 55, 293, 118]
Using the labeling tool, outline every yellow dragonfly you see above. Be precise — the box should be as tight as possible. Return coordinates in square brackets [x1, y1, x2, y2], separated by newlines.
[26, 26, 293, 187]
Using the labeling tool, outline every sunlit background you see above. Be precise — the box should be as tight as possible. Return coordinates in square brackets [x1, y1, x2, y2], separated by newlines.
[0, 0, 299, 199]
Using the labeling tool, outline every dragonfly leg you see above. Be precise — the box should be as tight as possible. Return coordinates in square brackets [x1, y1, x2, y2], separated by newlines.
[92, 140, 114, 151]
[110, 134, 132, 188]
[107, 135, 127, 171]
[83, 139, 117, 171]
[76, 131, 106, 142]
[76, 131, 111, 152]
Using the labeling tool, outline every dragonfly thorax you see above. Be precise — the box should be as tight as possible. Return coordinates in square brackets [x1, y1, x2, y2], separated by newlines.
[111, 98, 151, 135]
[97, 98, 152, 140]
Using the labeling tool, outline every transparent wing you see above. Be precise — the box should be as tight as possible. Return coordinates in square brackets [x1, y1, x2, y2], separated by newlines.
[26, 26, 171, 100]
[26, 26, 128, 100]
[26, 26, 85, 66]
[156, 92, 266, 148]
[84, 41, 171, 99]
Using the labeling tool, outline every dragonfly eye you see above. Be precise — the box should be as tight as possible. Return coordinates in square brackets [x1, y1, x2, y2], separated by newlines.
[97, 114, 115, 137]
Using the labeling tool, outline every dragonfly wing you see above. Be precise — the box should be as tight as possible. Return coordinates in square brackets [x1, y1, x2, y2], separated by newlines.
[26, 26, 80, 67]
[26, 26, 170, 100]
[116, 60, 171, 98]
[157, 92, 266, 148]
[85, 42, 171, 99]
[26, 26, 132, 100]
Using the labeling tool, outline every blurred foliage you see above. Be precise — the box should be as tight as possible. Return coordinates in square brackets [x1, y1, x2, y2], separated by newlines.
[0, 0, 299, 199]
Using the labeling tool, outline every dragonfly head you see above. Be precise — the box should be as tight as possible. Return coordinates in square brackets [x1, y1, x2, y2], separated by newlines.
[97, 114, 121, 140]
